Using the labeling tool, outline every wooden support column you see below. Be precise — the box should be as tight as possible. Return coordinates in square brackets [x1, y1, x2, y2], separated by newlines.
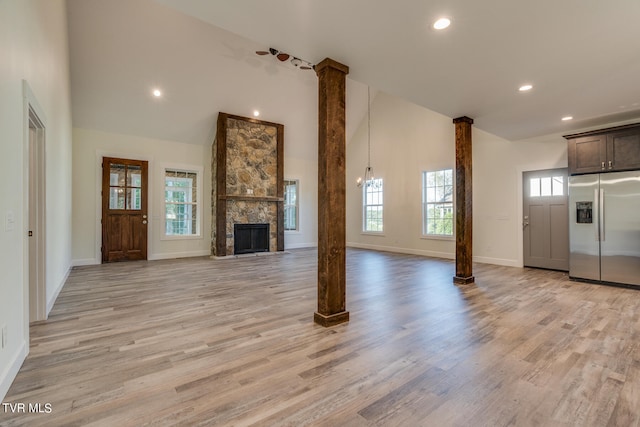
[314, 58, 350, 327]
[453, 116, 475, 285]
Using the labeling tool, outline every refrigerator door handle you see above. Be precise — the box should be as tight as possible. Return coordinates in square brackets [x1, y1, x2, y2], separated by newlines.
[594, 188, 600, 241]
[600, 188, 605, 242]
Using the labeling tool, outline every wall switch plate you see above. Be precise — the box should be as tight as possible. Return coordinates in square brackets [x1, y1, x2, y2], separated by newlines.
[5, 211, 15, 232]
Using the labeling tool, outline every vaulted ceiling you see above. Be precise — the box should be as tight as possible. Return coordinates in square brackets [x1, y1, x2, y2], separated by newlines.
[68, 0, 640, 145]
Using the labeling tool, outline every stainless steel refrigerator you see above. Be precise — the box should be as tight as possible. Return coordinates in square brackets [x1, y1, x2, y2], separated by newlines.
[569, 170, 640, 287]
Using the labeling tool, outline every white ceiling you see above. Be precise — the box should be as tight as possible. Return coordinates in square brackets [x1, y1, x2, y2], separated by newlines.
[68, 0, 640, 145]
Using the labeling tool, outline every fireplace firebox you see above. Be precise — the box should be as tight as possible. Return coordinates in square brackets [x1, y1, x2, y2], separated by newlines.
[234, 223, 270, 254]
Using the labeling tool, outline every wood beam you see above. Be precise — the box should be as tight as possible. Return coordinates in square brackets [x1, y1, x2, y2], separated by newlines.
[314, 58, 350, 327]
[214, 113, 228, 257]
[453, 116, 475, 285]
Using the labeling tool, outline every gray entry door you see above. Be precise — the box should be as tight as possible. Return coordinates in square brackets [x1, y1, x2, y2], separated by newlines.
[523, 168, 569, 270]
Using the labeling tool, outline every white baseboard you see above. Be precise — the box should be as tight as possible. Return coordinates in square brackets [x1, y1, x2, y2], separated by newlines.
[284, 242, 317, 250]
[148, 250, 211, 261]
[72, 258, 99, 267]
[346, 243, 520, 268]
[47, 265, 71, 316]
[74, 250, 217, 265]
[473, 256, 520, 268]
[75, 251, 214, 264]
[0, 340, 27, 402]
[347, 242, 455, 260]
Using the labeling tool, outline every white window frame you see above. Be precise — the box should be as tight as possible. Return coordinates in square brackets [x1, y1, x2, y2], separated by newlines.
[362, 178, 384, 234]
[284, 179, 299, 232]
[422, 169, 454, 240]
[162, 165, 203, 240]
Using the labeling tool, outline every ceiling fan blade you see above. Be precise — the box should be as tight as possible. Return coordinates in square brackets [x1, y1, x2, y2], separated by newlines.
[276, 53, 290, 61]
[255, 50, 269, 55]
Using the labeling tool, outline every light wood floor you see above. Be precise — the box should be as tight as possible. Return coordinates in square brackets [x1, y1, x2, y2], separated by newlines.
[2, 248, 640, 426]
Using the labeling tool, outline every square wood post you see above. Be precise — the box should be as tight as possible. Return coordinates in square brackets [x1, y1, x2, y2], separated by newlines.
[314, 58, 350, 327]
[453, 116, 475, 284]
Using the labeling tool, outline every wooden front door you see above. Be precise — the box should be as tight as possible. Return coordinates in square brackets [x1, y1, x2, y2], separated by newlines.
[102, 157, 148, 262]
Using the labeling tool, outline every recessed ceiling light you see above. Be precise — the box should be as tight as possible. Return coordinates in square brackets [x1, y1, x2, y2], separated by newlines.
[253, 110, 260, 117]
[519, 84, 533, 92]
[152, 89, 162, 97]
[433, 18, 451, 30]
[562, 116, 573, 121]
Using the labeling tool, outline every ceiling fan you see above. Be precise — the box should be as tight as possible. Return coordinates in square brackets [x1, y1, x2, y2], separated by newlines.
[256, 48, 314, 70]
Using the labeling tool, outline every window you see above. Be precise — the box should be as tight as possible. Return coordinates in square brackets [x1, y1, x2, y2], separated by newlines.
[363, 178, 383, 232]
[109, 164, 142, 210]
[284, 179, 299, 231]
[165, 169, 199, 236]
[529, 176, 564, 197]
[423, 169, 454, 236]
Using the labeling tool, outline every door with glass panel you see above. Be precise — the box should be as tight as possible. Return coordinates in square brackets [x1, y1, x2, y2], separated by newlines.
[102, 157, 148, 262]
[523, 168, 569, 270]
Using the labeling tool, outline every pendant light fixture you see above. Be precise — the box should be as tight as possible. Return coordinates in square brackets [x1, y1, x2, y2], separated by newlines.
[357, 86, 376, 188]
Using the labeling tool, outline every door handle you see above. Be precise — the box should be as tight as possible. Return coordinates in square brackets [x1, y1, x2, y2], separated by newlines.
[523, 215, 529, 229]
[594, 188, 599, 241]
[600, 188, 605, 241]
[142, 220, 147, 225]
[142, 214, 147, 219]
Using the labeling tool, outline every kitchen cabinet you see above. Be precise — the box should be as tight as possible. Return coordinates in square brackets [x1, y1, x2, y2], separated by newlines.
[566, 124, 640, 175]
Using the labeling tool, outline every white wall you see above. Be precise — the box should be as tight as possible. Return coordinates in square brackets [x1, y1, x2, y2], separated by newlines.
[473, 130, 567, 266]
[0, 0, 73, 401]
[474, 118, 640, 266]
[279, 88, 322, 250]
[72, 124, 320, 261]
[283, 155, 318, 249]
[282, 78, 369, 250]
[346, 90, 568, 267]
[347, 91, 457, 258]
[72, 128, 214, 264]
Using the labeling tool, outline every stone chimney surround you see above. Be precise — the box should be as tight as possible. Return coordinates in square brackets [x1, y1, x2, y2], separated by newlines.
[211, 112, 284, 256]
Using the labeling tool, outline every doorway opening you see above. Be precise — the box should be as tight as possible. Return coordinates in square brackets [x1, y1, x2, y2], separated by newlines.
[28, 105, 47, 322]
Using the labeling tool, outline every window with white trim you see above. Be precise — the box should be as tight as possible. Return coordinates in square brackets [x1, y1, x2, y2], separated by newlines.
[165, 169, 199, 236]
[363, 178, 383, 232]
[422, 169, 454, 236]
[284, 179, 299, 231]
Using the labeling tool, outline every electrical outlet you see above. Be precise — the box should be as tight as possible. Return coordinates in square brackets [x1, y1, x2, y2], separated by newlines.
[1, 324, 6, 349]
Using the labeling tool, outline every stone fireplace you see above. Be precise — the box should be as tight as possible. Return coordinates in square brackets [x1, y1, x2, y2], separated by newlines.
[211, 113, 284, 256]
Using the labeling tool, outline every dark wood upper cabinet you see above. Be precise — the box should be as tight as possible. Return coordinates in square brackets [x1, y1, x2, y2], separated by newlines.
[565, 123, 640, 175]
[567, 134, 607, 174]
[607, 128, 640, 171]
